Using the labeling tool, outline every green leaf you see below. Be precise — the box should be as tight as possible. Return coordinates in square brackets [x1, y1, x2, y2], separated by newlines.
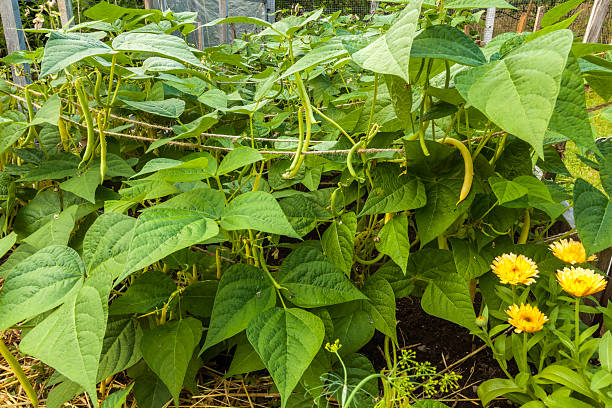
[279, 191, 333, 237]
[411, 25, 486, 66]
[156, 188, 225, 220]
[22, 152, 80, 182]
[328, 303, 375, 355]
[359, 163, 427, 215]
[121, 98, 185, 118]
[445, 0, 515, 8]
[413, 401, 452, 408]
[600, 331, 612, 372]
[22, 205, 78, 250]
[98, 317, 143, 381]
[217, 146, 264, 176]
[203, 263, 276, 351]
[535, 364, 594, 398]
[361, 277, 397, 344]
[221, 191, 300, 238]
[541, 0, 585, 27]
[0, 232, 16, 259]
[331, 353, 377, 407]
[421, 272, 477, 331]
[0, 245, 84, 331]
[20, 272, 112, 401]
[376, 213, 410, 274]
[385, 75, 413, 128]
[548, 54, 596, 153]
[283, 39, 348, 78]
[40, 31, 114, 77]
[182, 280, 218, 318]
[227, 336, 266, 377]
[110, 270, 176, 315]
[60, 166, 101, 203]
[100, 384, 134, 408]
[415, 177, 474, 246]
[112, 32, 201, 67]
[352, 0, 423, 83]
[133, 372, 172, 408]
[205, 16, 273, 29]
[247, 307, 324, 408]
[573, 179, 612, 256]
[489, 176, 529, 204]
[83, 212, 135, 278]
[278, 246, 367, 308]
[30, 94, 61, 127]
[140, 317, 203, 406]
[197, 89, 228, 110]
[321, 212, 356, 276]
[0, 111, 27, 155]
[121, 208, 219, 281]
[455, 30, 573, 157]
[478, 378, 522, 407]
[450, 238, 489, 280]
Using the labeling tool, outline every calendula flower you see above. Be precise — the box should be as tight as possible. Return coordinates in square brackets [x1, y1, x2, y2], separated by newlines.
[506, 303, 548, 333]
[491, 253, 539, 285]
[556, 266, 607, 297]
[549, 239, 597, 264]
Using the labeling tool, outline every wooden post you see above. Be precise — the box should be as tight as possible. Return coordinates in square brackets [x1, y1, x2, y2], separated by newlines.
[218, 0, 228, 44]
[483, 7, 496, 44]
[56, 0, 73, 28]
[370, 1, 379, 14]
[583, 0, 611, 43]
[516, 0, 534, 33]
[0, 0, 29, 86]
[533, 6, 545, 31]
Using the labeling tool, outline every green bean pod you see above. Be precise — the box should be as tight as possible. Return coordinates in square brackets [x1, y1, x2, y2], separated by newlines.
[97, 112, 106, 182]
[75, 79, 96, 167]
[347, 140, 365, 182]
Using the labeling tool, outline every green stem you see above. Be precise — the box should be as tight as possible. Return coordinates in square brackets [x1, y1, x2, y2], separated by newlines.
[367, 73, 379, 135]
[518, 209, 530, 244]
[0, 336, 38, 407]
[522, 332, 529, 374]
[312, 106, 355, 144]
[343, 374, 389, 408]
[334, 351, 349, 406]
[575, 297, 581, 361]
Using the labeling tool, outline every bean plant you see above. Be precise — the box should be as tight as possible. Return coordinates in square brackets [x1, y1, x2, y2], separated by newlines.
[0, 1, 611, 407]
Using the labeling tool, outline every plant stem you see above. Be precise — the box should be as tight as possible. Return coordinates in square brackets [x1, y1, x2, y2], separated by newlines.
[575, 297, 581, 361]
[0, 336, 38, 407]
[522, 332, 529, 374]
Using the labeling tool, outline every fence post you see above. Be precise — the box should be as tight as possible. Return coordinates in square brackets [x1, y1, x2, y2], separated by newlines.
[266, 0, 276, 24]
[583, 0, 611, 42]
[370, 1, 379, 14]
[483, 7, 496, 44]
[0, 0, 29, 86]
[533, 6, 545, 31]
[218, 0, 228, 44]
[56, 0, 73, 28]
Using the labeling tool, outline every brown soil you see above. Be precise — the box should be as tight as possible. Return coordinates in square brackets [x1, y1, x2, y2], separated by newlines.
[362, 297, 517, 408]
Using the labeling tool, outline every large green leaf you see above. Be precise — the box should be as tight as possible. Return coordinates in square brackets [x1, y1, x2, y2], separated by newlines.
[411, 25, 486, 66]
[547, 54, 596, 153]
[112, 32, 201, 66]
[216, 146, 264, 176]
[140, 318, 203, 406]
[246, 307, 324, 408]
[415, 177, 474, 246]
[283, 39, 348, 78]
[0, 111, 27, 155]
[30, 94, 61, 127]
[0, 232, 16, 259]
[22, 152, 80, 182]
[109, 270, 176, 315]
[376, 213, 410, 274]
[352, 0, 423, 83]
[328, 303, 375, 355]
[22, 205, 78, 250]
[202, 263, 276, 351]
[359, 163, 427, 215]
[445, 0, 515, 8]
[489, 176, 528, 204]
[573, 179, 612, 256]
[120, 208, 218, 281]
[156, 188, 225, 219]
[40, 31, 114, 77]
[20, 272, 112, 401]
[361, 277, 397, 344]
[221, 191, 300, 238]
[450, 238, 489, 280]
[83, 212, 135, 278]
[541, 0, 585, 27]
[478, 378, 523, 407]
[121, 98, 185, 118]
[421, 271, 477, 331]
[278, 246, 367, 308]
[227, 336, 266, 377]
[321, 212, 356, 276]
[100, 385, 134, 408]
[0, 245, 84, 330]
[455, 30, 573, 157]
[60, 166, 101, 204]
[98, 317, 143, 381]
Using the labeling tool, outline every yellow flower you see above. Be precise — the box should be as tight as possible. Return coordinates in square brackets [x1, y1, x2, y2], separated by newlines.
[549, 239, 597, 264]
[556, 266, 607, 297]
[491, 253, 539, 286]
[506, 303, 548, 333]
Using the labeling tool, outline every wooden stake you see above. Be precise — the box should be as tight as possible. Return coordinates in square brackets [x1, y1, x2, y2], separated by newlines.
[483, 7, 496, 44]
[516, 0, 534, 33]
[56, 0, 73, 28]
[583, 0, 611, 43]
[218, 0, 228, 44]
[534, 6, 545, 31]
[0, 0, 29, 85]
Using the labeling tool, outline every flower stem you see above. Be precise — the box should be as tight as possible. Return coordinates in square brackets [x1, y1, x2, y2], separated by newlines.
[575, 297, 581, 361]
[522, 332, 529, 374]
